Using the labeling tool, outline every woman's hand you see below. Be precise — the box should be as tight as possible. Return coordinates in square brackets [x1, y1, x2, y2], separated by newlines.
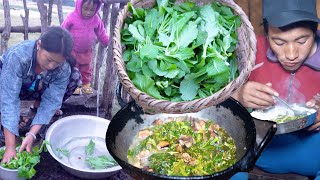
[306, 98, 320, 131]
[2, 128, 17, 163]
[233, 81, 278, 109]
[1, 146, 17, 164]
[19, 124, 42, 153]
[19, 135, 35, 153]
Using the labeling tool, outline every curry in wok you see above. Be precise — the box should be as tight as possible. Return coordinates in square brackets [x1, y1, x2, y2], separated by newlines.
[127, 116, 237, 176]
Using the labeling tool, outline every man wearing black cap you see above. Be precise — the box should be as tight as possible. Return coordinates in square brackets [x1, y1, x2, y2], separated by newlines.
[232, 0, 320, 179]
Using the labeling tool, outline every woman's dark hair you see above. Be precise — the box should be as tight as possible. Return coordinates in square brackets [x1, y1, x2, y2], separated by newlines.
[82, 0, 100, 5]
[39, 26, 75, 67]
[263, 19, 318, 35]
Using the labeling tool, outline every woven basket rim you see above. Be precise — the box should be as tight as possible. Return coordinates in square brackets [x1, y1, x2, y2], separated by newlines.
[113, 0, 256, 113]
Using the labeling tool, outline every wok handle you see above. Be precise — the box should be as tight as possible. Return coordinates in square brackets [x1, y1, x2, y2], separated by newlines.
[116, 82, 129, 108]
[239, 118, 277, 171]
[253, 118, 277, 158]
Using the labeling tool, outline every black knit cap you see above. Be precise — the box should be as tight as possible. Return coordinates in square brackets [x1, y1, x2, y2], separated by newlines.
[263, 0, 320, 27]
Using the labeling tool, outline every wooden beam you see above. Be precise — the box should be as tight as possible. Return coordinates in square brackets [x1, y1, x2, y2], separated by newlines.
[102, 0, 129, 4]
[0, 26, 41, 33]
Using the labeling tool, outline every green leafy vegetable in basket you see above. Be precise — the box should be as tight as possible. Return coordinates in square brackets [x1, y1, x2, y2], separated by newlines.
[122, 0, 241, 101]
[0, 140, 50, 179]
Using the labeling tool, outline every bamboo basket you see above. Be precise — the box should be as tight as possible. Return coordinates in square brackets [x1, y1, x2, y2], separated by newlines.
[113, 0, 256, 114]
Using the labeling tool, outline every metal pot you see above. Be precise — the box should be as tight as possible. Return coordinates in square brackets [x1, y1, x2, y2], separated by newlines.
[45, 115, 122, 179]
[0, 147, 26, 180]
[106, 98, 277, 180]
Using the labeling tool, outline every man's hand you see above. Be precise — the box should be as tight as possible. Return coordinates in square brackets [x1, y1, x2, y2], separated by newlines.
[233, 81, 278, 109]
[1, 146, 17, 164]
[306, 99, 320, 131]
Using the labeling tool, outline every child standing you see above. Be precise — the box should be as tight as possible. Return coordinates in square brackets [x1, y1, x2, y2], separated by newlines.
[62, 0, 109, 94]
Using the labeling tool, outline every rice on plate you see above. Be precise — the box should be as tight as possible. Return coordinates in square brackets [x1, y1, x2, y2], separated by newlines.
[251, 104, 316, 123]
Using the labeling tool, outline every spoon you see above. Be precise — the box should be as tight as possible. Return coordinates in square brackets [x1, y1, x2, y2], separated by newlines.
[272, 96, 306, 116]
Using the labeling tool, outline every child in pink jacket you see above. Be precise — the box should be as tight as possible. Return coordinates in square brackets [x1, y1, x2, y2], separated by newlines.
[62, 0, 109, 94]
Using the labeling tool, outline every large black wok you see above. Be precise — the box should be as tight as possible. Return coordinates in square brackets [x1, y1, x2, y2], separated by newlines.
[106, 98, 277, 180]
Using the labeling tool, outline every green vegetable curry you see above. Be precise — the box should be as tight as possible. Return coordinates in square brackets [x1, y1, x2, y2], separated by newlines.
[127, 117, 237, 176]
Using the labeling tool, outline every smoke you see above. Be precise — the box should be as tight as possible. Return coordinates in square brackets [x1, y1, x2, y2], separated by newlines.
[278, 74, 306, 104]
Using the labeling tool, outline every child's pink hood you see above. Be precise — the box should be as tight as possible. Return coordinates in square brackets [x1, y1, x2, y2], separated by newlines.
[61, 0, 109, 52]
[74, 0, 102, 19]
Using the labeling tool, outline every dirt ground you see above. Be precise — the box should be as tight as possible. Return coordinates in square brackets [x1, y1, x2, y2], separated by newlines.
[0, 99, 133, 180]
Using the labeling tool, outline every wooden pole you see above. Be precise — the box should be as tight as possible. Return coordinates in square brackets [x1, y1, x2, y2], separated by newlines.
[102, 3, 120, 119]
[93, 2, 111, 89]
[57, 0, 64, 25]
[47, 0, 54, 26]
[20, 0, 29, 40]
[1, 0, 11, 54]
[37, 0, 48, 33]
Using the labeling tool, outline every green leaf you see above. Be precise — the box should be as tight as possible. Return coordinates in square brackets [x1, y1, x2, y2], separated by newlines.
[137, 24, 145, 38]
[140, 44, 159, 59]
[206, 58, 229, 77]
[177, 19, 199, 48]
[200, 5, 219, 59]
[192, 29, 207, 49]
[157, 0, 169, 16]
[164, 86, 172, 96]
[165, 68, 179, 79]
[176, 61, 190, 74]
[142, 63, 156, 77]
[86, 156, 117, 169]
[144, 9, 160, 38]
[229, 56, 238, 80]
[174, 11, 195, 36]
[136, 8, 146, 19]
[126, 54, 142, 73]
[86, 139, 95, 156]
[127, 2, 139, 18]
[132, 73, 163, 99]
[222, 34, 232, 52]
[148, 60, 167, 76]
[188, 68, 207, 79]
[157, 53, 179, 64]
[156, 80, 169, 89]
[121, 29, 135, 45]
[180, 75, 200, 101]
[167, 48, 194, 61]
[122, 50, 132, 62]
[128, 24, 145, 42]
[159, 32, 171, 46]
[198, 89, 209, 98]
[56, 148, 70, 158]
[179, 2, 196, 12]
